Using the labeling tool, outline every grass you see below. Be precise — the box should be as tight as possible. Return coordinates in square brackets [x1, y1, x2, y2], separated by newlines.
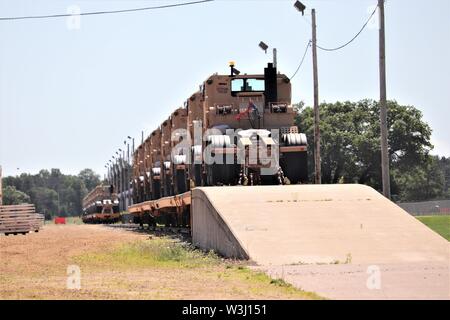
[225, 267, 322, 299]
[75, 237, 322, 299]
[416, 215, 450, 241]
[76, 237, 220, 269]
[65, 217, 83, 224]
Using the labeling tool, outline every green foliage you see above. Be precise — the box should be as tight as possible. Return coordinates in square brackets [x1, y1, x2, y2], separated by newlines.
[393, 156, 445, 201]
[295, 99, 447, 201]
[1, 168, 97, 217]
[2, 185, 31, 205]
[270, 278, 291, 287]
[78, 168, 101, 191]
[29, 187, 59, 217]
[438, 157, 450, 198]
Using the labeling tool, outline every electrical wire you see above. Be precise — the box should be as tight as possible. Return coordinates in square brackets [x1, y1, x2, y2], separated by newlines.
[0, 0, 213, 21]
[290, 40, 312, 80]
[316, 5, 378, 52]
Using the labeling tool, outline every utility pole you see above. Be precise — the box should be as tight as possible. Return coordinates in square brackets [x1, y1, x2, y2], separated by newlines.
[311, 9, 321, 184]
[379, 0, 390, 199]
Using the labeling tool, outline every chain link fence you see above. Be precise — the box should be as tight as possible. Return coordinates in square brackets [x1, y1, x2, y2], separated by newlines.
[397, 200, 450, 216]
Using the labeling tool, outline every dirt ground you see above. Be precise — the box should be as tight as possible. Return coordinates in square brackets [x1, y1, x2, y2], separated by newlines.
[0, 224, 318, 300]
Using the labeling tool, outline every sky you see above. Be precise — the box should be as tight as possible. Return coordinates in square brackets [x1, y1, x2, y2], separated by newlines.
[0, 0, 449, 177]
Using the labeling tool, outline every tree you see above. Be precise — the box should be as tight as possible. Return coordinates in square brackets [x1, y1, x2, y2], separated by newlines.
[295, 99, 437, 200]
[29, 187, 59, 217]
[2, 168, 100, 217]
[60, 175, 87, 215]
[2, 186, 31, 205]
[438, 156, 450, 198]
[48, 168, 62, 191]
[393, 156, 445, 201]
[78, 169, 100, 192]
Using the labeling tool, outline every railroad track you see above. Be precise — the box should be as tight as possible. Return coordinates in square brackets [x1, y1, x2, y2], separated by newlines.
[104, 223, 190, 236]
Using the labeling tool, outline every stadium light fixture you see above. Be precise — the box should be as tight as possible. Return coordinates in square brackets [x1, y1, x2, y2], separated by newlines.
[294, 1, 306, 15]
[259, 41, 269, 53]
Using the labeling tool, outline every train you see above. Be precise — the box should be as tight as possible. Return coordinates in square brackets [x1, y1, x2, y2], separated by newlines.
[81, 185, 120, 224]
[126, 62, 308, 226]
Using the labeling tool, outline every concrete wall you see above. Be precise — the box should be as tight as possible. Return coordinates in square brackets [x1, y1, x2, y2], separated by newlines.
[191, 188, 248, 259]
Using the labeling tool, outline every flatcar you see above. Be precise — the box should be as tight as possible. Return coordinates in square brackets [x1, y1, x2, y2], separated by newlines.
[82, 185, 120, 224]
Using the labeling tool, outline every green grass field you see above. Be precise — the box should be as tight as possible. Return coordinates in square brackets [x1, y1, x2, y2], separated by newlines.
[416, 215, 450, 241]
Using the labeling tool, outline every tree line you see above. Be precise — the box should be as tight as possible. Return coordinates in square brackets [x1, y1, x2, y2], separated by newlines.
[295, 99, 450, 201]
[2, 168, 101, 218]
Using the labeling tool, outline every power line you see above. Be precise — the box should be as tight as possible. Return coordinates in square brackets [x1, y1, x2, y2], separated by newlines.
[316, 5, 378, 52]
[0, 0, 213, 21]
[290, 40, 312, 80]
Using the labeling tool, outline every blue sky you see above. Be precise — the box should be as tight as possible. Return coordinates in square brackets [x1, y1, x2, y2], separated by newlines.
[0, 0, 449, 177]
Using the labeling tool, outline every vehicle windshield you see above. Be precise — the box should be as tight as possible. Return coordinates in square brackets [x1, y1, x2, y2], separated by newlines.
[231, 78, 265, 92]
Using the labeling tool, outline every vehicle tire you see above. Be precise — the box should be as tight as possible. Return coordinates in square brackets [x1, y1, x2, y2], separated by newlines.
[176, 169, 187, 194]
[152, 179, 161, 200]
[280, 151, 308, 184]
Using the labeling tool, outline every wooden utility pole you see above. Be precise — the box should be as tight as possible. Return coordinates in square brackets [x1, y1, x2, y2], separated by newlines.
[378, 0, 390, 198]
[311, 9, 321, 184]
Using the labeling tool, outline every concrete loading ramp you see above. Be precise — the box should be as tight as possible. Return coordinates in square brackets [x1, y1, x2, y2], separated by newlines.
[191, 184, 449, 266]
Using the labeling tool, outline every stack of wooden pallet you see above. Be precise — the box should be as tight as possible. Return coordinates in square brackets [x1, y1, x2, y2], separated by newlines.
[0, 204, 45, 235]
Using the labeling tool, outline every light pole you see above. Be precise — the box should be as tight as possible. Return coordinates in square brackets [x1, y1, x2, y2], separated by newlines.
[118, 149, 124, 212]
[294, 1, 321, 184]
[104, 165, 108, 182]
[127, 136, 132, 163]
[112, 156, 116, 194]
[108, 160, 113, 185]
[126, 136, 133, 209]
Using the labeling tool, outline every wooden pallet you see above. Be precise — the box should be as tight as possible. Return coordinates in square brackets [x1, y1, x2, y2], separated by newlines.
[0, 204, 44, 235]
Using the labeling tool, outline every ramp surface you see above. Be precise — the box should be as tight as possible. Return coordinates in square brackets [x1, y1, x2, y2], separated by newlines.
[192, 184, 449, 299]
[192, 184, 449, 265]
